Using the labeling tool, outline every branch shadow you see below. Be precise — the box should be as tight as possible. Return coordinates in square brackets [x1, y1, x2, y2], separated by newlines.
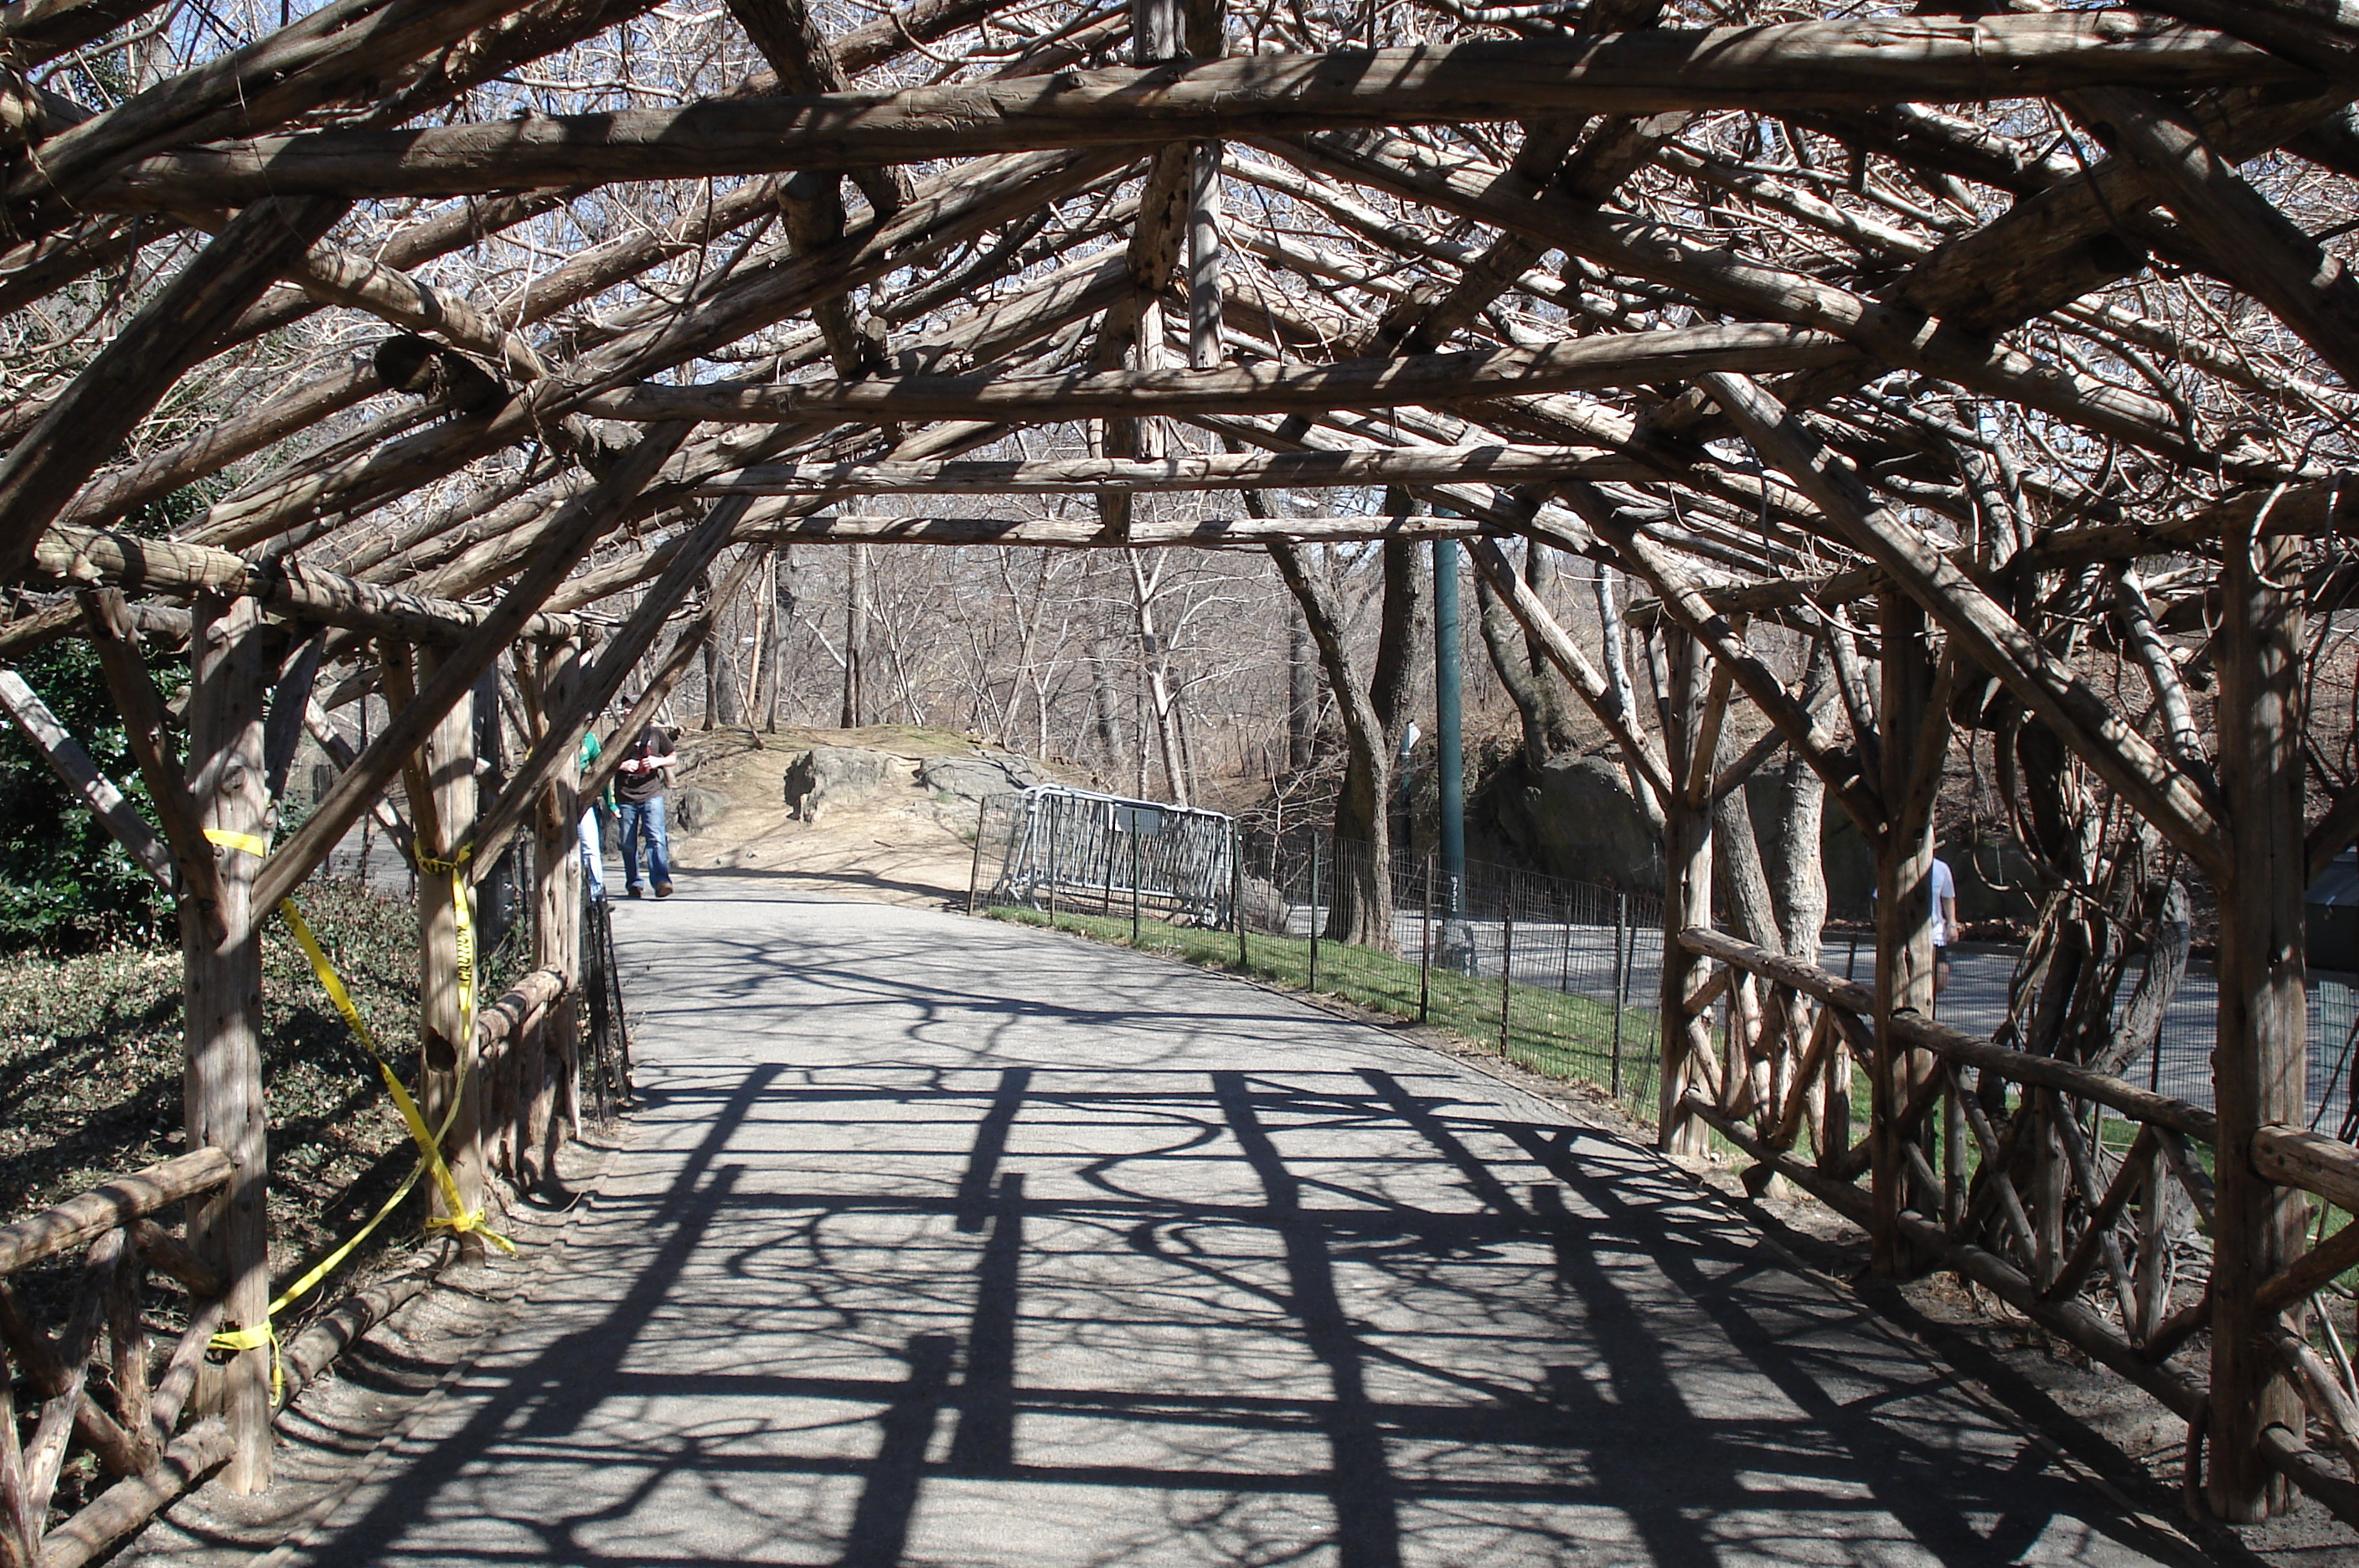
[273, 900, 2186, 1567]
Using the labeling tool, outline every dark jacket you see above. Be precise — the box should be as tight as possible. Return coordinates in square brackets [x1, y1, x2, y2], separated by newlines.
[612, 725, 675, 805]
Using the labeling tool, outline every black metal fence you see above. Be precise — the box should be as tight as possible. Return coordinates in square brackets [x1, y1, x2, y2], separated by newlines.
[580, 890, 633, 1120]
[975, 793, 1668, 1126]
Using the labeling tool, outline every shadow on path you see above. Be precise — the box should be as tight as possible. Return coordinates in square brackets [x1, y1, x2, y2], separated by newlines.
[277, 891, 2183, 1568]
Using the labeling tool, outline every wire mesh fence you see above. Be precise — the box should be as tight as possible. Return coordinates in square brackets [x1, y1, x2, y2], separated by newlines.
[973, 790, 1668, 1127]
[1248, 833, 1667, 1124]
[974, 787, 2359, 1140]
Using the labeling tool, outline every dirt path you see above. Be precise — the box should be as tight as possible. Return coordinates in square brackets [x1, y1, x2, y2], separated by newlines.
[658, 725, 1031, 910]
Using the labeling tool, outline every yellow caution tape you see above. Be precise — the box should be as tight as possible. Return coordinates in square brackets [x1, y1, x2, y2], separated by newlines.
[202, 828, 271, 857]
[209, 1319, 283, 1404]
[280, 899, 389, 1060]
[408, 842, 503, 1250]
[210, 858, 514, 1382]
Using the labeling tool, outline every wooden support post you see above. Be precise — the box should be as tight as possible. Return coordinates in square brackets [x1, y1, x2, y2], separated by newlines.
[2208, 523, 2310, 1521]
[1659, 628, 1715, 1156]
[1871, 591, 1938, 1275]
[530, 639, 587, 1173]
[1188, 137, 1225, 369]
[179, 593, 272, 1493]
[409, 645, 485, 1254]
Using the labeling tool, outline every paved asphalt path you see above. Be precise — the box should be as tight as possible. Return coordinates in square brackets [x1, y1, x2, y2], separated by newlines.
[277, 879, 2182, 1566]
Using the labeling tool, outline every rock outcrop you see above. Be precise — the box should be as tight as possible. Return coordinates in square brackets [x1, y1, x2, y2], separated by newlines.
[782, 746, 909, 823]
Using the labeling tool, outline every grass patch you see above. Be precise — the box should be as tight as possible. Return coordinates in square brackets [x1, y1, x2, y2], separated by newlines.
[987, 904, 1668, 1127]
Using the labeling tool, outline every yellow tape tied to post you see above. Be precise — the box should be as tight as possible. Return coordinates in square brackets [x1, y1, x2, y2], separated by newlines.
[409, 840, 503, 1251]
[199, 828, 513, 1395]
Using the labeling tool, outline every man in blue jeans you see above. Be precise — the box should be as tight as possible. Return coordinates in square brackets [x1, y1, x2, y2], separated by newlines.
[613, 715, 677, 898]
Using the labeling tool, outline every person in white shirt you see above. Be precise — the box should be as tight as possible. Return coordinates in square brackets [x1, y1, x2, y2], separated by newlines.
[1930, 855, 1959, 1000]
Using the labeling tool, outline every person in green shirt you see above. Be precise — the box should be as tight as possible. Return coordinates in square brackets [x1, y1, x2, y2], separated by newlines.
[578, 728, 613, 901]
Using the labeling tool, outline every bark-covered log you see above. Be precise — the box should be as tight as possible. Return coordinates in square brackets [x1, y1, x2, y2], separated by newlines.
[24, 527, 586, 644]
[582, 323, 1850, 425]
[0, 195, 350, 580]
[90, 17, 2299, 208]
[705, 442, 1624, 495]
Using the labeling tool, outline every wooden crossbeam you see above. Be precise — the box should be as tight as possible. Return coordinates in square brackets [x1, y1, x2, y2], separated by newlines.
[24, 526, 587, 644]
[699, 443, 1629, 495]
[0, 195, 350, 580]
[579, 323, 1851, 425]
[1273, 131, 2248, 472]
[743, 512, 1491, 548]
[172, 207, 549, 379]
[2069, 86, 2359, 390]
[182, 147, 1133, 553]
[6, 0, 529, 224]
[90, 17, 2296, 208]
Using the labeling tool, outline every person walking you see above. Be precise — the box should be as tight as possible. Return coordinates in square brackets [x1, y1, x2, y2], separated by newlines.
[614, 712, 678, 898]
[577, 725, 612, 901]
[1930, 854, 1959, 1009]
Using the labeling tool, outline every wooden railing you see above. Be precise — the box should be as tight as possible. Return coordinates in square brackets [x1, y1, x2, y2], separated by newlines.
[0, 1150, 233, 1568]
[1676, 927, 2359, 1526]
[476, 967, 570, 1189]
[0, 967, 571, 1567]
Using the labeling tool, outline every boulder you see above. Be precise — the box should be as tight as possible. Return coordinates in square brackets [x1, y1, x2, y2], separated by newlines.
[782, 746, 904, 823]
[1474, 750, 1661, 890]
[1239, 874, 1291, 935]
[671, 786, 727, 833]
[917, 750, 1044, 807]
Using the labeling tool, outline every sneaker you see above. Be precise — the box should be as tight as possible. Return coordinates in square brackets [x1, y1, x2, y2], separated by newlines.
[626, 886, 643, 899]
[654, 881, 675, 899]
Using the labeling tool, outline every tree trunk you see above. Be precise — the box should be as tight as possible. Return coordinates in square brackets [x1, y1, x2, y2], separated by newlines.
[1521, 541, 1579, 752]
[2208, 524, 2309, 1521]
[1711, 771, 1781, 952]
[1871, 591, 1939, 1277]
[1088, 630, 1124, 780]
[1269, 541, 1392, 950]
[410, 643, 485, 1257]
[1765, 749, 1828, 960]
[842, 543, 869, 727]
[1287, 596, 1316, 772]
[768, 546, 793, 733]
[1128, 549, 1190, 805]
[1658, 627, 1713, 1156]
[1368, 523, 1427, 745]
[528, 638, 585, 1178]
[1474, 565, 1557, 769]
[699, 569, 721, 731]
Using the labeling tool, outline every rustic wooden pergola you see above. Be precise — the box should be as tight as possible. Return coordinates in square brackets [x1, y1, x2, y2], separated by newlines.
[7, 0, 2359, 1553]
